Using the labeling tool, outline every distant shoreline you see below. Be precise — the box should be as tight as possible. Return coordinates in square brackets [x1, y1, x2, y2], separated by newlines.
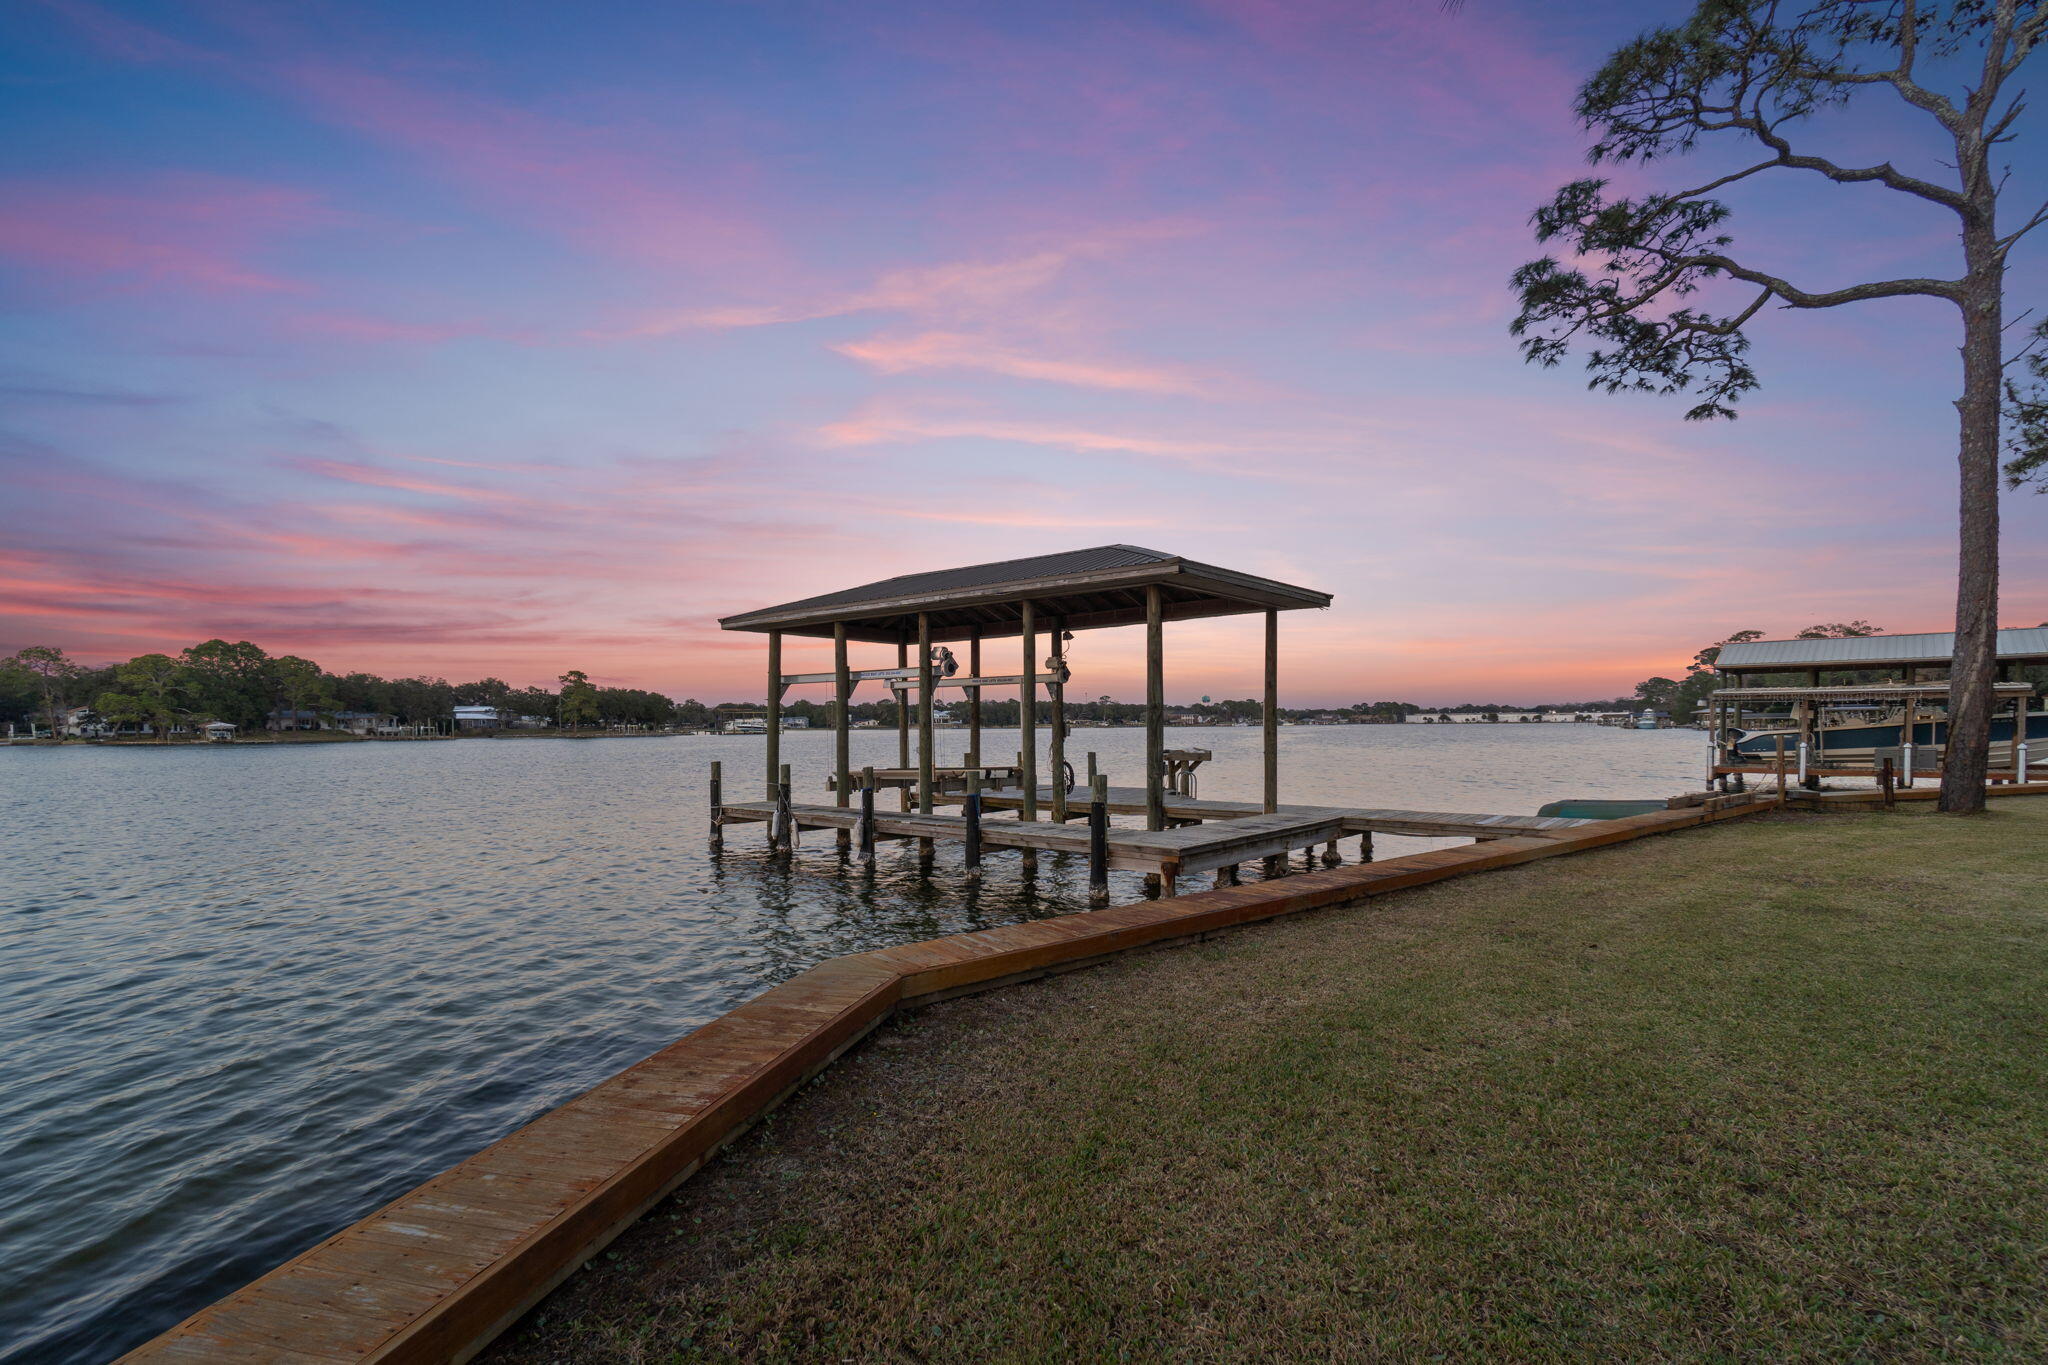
[3, 730, 683, 747]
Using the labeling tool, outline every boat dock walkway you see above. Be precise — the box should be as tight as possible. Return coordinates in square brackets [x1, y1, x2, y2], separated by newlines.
[717, 788, 1602, 891]
[943, 785, 1604, 840]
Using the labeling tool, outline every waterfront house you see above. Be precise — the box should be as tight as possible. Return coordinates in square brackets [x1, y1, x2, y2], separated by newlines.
[267, 708, 399, 734]
[453, 705, 505, 730]
[724, 714, 814, 734]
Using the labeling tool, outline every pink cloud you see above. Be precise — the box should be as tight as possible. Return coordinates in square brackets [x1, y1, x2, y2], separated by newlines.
[833, 331, 1208, 394]
[273, 61, 778, 273]
[281, 312, 497, 345]
[38, 1, 782, 276]
[0, 174, 331, 293]
[608, 224, 1196, 336]
[889, 508, 1162, 529]
[814, 400, 1241, 458]
[30, 0, 216, 66]
[609, 246, 1079, 336]
[286, 457, 544, 508]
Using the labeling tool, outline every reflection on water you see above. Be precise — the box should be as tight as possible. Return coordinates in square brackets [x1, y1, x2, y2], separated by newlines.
[0, 723, 1698, 1362]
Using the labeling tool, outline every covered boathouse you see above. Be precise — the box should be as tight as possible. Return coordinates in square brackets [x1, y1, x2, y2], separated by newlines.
[1709, 627, 2048, 785]
[712, 546, 1607, 897]
[714, 546, 1331, 893]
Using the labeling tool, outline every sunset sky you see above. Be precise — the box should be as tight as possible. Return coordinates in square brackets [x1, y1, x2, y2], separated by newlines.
[5, 0, 2045, 705]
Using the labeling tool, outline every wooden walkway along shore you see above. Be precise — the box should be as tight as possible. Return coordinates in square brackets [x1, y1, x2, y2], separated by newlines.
[120, 795, 1770, 1365]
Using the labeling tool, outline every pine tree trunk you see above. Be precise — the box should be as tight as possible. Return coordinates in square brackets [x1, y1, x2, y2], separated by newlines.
[1938, 216, 2003, 814]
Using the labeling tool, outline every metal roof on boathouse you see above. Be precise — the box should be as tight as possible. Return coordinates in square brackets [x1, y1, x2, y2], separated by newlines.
[1716, 627, 2048, 672]
[718, 545, 1331, 643]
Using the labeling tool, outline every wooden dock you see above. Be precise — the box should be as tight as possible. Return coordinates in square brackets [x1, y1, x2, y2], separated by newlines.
[120, 795, 1772, 1365]
[718, 799, 1351, 879]
[945, 785, 1604, 840]
[714, 789, 1600, 892]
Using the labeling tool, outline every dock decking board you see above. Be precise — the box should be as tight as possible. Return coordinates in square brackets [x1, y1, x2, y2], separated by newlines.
[121, 796, 1769, 1365]
[936, 786, 1601, 839]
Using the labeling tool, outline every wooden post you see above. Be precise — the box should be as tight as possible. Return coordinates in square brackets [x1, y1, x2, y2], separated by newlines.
[1145, 585, 1164, 833]
[916, 612, 934, 816]
[775, 761, 793, 850]
[1358, 830, 1373, 863]
[1088, 774, 1108, 906]
[765, 630, 782, 802]
[833, 624, 851, 852]
[1773, 735, 1787, 806]
[1086, 750, 1098, 792]
[1880, 756, 1897, 809]
[1796, 697, 1816, 789]
[708, 759, 723, 851]
[968, 625, 982, 767]
[1901, 696, 1918, 788]
[1262, 609, 1278, 814]
[895, 639, 910, 811]
[964, 770, 982, 879]
[1020, 600, 1038, 829]
[2015, 694, 2027, 781]
[1049, 617, 1069, 823]
[858, 766, 876, 863]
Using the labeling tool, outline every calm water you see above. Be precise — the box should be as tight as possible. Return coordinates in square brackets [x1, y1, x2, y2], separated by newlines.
[0, 723, 1699, 1362]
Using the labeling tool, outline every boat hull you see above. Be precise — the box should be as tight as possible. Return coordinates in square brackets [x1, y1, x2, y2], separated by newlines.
[1732, 711, 2048, 761]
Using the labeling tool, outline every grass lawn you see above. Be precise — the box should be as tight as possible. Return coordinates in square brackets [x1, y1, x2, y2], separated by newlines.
[490, 800, 2048, 1363]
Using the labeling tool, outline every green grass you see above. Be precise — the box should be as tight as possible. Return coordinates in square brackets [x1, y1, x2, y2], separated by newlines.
[490, 801, 2048, 1363]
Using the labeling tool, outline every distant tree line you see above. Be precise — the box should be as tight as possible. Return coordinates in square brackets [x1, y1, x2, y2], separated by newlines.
[35, 628, 2008, 741]
[0, 640, 692, 738]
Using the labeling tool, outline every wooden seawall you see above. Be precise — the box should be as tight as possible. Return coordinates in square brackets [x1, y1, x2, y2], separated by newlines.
[121, 797, 1768, 1365]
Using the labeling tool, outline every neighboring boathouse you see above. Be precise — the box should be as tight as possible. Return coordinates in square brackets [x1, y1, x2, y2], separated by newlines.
[1709, 627, 2048, 785]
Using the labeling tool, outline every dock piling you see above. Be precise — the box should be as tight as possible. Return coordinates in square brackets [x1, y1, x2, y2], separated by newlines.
[858, 768, 876, 863]
[833, 623, 850, 853]
[1087, 775, 1108, 905]
[1019, 602, 1038, 825]
[1144, 585, 1164, 832]
[964, 770, 983, 879]
[1322, 836, 1340, 868]
[708, 760, 723, 851]
[1358, 831, 1373, 863]
[1049, 616, 1068, 824]
[895, 640, 910, 812]
[775, 763, 794, 849]
[1263, 609, 1278, 814]
[1880, 756, 1897, 809]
